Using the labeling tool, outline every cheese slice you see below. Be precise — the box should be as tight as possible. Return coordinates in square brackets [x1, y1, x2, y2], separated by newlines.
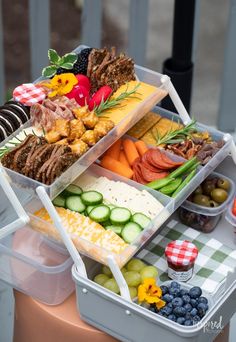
[102, 81, 167, 125]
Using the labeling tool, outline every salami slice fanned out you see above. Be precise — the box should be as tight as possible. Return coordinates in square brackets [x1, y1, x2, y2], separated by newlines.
[139, 163, 168, 182]
[160, 150, 184, 167]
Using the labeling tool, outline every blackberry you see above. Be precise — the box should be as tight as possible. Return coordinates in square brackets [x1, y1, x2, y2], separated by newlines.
[56, 48, 92, 76]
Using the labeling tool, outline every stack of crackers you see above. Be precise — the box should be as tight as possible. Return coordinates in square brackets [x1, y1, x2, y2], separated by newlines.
[127, 112, 182, 145]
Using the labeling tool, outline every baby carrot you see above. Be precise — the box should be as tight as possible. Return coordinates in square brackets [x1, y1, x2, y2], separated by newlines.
[134, 140, 148, 156]
[100, 155, 134, 179]
[104, 139, 122, 160]
[123, 139, 139, 166]
[119, 151, 130, 167]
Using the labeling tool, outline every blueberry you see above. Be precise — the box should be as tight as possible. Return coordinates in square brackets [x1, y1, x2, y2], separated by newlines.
[180, 289, 188, 297]
[170, 281, 180, 289]
[173, 306, 187, 317]
[168, 314, 177, 322]
[169, 287, 180, 297]
[185, 312, 191, 320]
[184, 303, 192, 312]
[184, 319, 193, 326]
[160, 285, 169, 296]
[197, 303, 208, 318]
[192, 315, 201, 324]
[162, 294, 174, 303]
[167, 303, 173, 309]
[177, 317, 186, 325]
[160, 307, 172, 317]
[198, 296, 208, 305]
[190, 299, 198, 307]
[149, 306, 156, 313]
[189, 287, 202, 299]
[172, 297, 184, 308]
[182, 295, 191, 304]
[190, 308, 198, 317]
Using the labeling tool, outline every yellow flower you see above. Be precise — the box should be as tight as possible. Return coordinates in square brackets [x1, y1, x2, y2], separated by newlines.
[44, 73, 78, 98]
[156, 298, 166, 310]
[138, 278, 163, 304]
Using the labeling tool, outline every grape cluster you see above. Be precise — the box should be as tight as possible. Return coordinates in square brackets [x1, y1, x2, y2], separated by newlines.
[150, 281, 209, 326]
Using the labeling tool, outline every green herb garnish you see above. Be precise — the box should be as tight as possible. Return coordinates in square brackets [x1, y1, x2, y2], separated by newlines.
[42, 49, 77, 78]
[94, 83, 141, 116]
[154, 119, 197, 146]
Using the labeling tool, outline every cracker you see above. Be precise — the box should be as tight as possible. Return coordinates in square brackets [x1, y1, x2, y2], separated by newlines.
[127, 112, 161, 139]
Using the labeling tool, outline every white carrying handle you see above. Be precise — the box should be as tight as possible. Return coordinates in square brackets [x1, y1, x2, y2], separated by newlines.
[0, 167, 29, 240]
[36, 186, 87, 277]
[161, 75, 192, 125]
[107, 255, 131, 301]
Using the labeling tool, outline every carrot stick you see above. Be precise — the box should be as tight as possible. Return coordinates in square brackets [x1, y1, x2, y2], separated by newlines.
[100, 156, 133, 179]
[119, 151, 130, 167]
[123, 139, 139, 166]
[104, 139, 122, 160]
[135, 140, 148, 156]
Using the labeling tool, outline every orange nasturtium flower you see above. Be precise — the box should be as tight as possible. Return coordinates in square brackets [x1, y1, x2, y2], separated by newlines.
[44, 73, 78, 98]
[138, 278, 165, 309]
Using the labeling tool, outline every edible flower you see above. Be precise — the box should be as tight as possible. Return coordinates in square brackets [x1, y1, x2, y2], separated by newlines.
[44, 73, 78, 98]
[138, 278, 165, 309]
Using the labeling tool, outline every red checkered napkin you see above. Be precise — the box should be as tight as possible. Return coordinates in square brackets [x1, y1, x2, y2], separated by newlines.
[165, 240, 198, 266]
[13, 83, 46, 106]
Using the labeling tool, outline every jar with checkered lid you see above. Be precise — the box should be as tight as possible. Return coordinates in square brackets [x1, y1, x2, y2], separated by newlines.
[165, 240, 198, 282]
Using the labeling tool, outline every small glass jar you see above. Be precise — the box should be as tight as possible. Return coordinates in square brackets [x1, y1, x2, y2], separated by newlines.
[165, 240, 198, 282]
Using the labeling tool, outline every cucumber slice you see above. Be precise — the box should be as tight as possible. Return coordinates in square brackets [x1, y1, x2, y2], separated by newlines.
[105, 225, 124, 235]
[89, 205, 110, 223]
[121, 222, 142, 243]
[131, 213, 151, 229]
[81, 191, 103, 205]
[66, 196, 86, 213]
[52, 195, 66, 208]
[86, 205, 97, 214]
[107, 204, 116, 211]
[63, 184, 83, 197]
[110, 207, 131, 225]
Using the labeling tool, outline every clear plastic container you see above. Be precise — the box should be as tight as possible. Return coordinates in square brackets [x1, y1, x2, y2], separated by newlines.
[0, 64, 167, 199]
[26, 163, 173, 268]
[0, 225, 74, 305]
[178, 172, 235, 233]
[225, 197, 236, 244]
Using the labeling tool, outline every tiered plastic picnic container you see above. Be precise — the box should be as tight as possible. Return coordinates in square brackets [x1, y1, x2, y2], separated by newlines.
[0, 45, 235, 341]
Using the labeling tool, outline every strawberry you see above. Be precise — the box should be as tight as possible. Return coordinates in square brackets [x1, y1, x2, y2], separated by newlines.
[88, 85, 113, 111]
[75, 74, 91, 92]
[66, 84, 89, 106]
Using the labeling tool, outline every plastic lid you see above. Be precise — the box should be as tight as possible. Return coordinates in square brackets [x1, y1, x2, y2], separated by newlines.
[165, 240, 198, 266]
[13, 83, 46, 106]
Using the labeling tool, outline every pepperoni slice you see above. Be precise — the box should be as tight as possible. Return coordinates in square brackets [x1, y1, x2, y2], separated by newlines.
[139, 163, 168, 182]
[148, 149, 175, 169]
[160, 150, 184, 167]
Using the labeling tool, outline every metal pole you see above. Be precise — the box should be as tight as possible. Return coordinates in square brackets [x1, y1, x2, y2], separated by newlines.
[218, 0, 236, 132]
[128, 0, 149, 66]
[81, 0, 102, 48]
[162, 0, 196, 113]
[29, 0, 50, 80]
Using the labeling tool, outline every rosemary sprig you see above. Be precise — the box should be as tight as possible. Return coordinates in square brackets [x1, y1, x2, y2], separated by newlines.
[154, 119, 197, 146]
[94, 83, 141, 116]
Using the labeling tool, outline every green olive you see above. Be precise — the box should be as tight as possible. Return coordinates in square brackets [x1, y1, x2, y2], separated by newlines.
[193, 194, 210, 207]
[209, 200, 219, 208]
[211, 188, 228, 203]
[217, 178, 230, 191]
[202, 181, 216, 196]
[194, 186, 203, 195]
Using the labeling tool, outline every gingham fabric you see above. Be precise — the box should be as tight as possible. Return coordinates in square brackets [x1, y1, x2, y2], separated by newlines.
[165, 240, 198, 266]
[13, 83, 46, 106]
[137, 219, 236, 295]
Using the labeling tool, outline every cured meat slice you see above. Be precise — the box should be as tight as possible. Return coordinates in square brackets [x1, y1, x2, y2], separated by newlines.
[139, 163, 168, 182]
[146, 149, 175, 170]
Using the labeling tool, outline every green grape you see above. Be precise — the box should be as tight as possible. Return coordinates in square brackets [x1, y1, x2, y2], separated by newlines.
[140, 266, 158, 282]
[121, 267, 127, 275]
[124, 271, 141, 287]
[94, 274, 110, 286]
[126, 258, 146, 272]
[129, 286, 137, 299]
[103, 278, 120, 294]
[102, 265, 112, 276]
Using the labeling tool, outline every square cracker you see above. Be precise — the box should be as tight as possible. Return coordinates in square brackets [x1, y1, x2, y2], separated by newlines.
[127, 112, 161, 139]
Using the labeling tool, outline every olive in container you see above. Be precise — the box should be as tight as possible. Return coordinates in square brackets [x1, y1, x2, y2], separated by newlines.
[178, 172, 235, 233]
